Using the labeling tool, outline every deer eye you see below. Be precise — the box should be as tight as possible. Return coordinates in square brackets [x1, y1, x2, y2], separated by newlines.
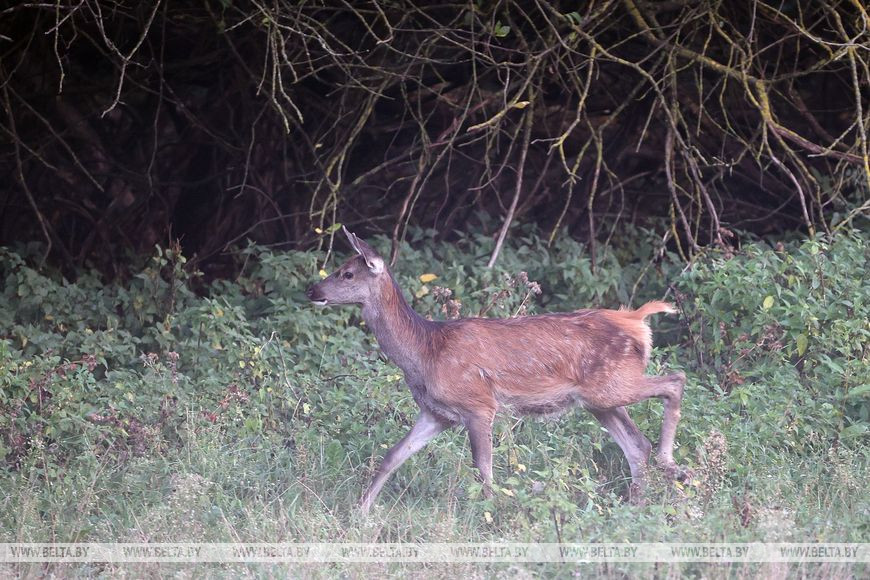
[342, 271, 354, 280]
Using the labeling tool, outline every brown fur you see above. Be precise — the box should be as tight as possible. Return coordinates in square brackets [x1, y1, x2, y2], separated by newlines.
[428, 305, 670, 418]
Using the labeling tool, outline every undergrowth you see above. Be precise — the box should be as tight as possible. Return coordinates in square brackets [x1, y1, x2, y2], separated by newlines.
[0, 225, 867, 578]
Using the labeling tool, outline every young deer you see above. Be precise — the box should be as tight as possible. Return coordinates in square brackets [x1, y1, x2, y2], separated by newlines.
[307, 228, 686, 514]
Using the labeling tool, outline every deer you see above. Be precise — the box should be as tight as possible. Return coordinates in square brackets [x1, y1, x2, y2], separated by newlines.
[306, 228, 686, 514]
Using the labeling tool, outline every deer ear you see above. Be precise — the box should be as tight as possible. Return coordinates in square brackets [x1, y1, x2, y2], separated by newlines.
[363, 254, 384, 275]
[343, 226, 361, 254]
[343, 226, 384, 274]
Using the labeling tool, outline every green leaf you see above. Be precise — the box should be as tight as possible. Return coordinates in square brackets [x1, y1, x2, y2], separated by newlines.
[762, 295, 774, 310]
[565, 11, 583, 25]
[846, 384, 870, 399]
[795, 333, 808, 356]
[494, 22, 510, 38]
[839, 424, 868, 440]
[821, 355, 844, 375]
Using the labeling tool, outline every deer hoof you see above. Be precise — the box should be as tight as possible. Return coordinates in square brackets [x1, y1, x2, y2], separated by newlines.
[628, 481, 647, 505]
[661, 462, 691, 483]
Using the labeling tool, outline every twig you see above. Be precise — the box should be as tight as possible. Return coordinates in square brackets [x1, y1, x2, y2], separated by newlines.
[488, 93, 534, 268]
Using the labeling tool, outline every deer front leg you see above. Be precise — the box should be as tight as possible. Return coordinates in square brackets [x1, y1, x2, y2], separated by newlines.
[466, 414, 494, 498]
[359, 408, 453, 515]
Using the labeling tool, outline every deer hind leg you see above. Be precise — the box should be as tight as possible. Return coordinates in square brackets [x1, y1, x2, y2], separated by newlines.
[592, 372, 687, 484]
[645, 372, 685, 474]
[359, 408, 454, 514]
[588, 406, 653, 499]
[627, 372, 686, 477]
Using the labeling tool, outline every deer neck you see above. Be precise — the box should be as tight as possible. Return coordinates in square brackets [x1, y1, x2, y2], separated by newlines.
[361, 274, 435, 377]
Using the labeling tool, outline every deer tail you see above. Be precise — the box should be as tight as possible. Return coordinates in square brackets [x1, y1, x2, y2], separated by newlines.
[627, 300, 678, 319]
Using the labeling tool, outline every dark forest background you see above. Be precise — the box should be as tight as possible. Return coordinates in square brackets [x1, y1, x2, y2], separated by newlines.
[1, 0, 868, 276]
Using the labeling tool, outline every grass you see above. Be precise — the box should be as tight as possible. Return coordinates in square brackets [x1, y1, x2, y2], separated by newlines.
[2, 419, 865, 577]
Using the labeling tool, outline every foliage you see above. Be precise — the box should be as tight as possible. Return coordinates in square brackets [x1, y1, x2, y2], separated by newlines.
[677, 231, 870, 456]
[0, 226, 867, 576]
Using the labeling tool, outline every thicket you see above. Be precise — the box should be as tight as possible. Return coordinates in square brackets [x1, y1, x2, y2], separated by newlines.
[1, 1, 869, 274]
[1, 225, 866, 486]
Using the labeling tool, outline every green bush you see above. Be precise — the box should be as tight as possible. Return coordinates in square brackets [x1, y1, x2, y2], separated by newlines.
[677, 231, 870, 456]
